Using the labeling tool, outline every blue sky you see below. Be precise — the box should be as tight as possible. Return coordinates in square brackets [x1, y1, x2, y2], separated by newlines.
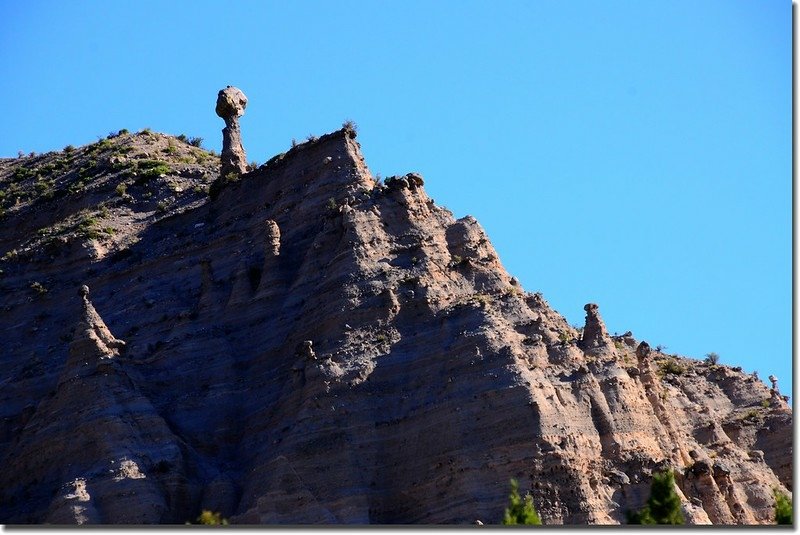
[1, 1, 791, 395]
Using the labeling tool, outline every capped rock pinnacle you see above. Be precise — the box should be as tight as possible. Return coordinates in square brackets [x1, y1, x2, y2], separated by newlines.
[216, 85, 248, 177]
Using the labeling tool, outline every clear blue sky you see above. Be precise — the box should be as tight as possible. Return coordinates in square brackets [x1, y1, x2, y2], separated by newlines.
[1, 1, 791, 395]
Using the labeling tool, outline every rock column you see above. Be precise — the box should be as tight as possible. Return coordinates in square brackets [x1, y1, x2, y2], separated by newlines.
[580, 302, 613, 355]
[216, 86, 248, 177]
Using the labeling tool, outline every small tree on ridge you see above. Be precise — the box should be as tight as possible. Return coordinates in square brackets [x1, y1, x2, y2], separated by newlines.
[627, 470, 684, 525]
[502, 478, 541, 525]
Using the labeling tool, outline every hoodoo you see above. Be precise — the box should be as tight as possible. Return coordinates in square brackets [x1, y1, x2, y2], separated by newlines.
[216, 85, 248, 177]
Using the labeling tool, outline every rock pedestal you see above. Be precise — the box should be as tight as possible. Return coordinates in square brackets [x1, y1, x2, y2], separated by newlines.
[216, 86, 248, 177]
[580, 303, 613, 355]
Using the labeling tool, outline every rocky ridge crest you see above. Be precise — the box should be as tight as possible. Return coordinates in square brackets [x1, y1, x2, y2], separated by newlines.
[0, 122, 791, 525]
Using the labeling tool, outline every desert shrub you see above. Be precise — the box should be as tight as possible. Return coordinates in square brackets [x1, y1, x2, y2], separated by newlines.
[704, 352, 720, 365]
[136, 160, 170, 179]
[188, 136, 203, 147]
[13, 167, 35, 181]
[659, 360, 684, 376]
[502, 478, 541, 525]
[91, 138, 113, 152]
[77, 216, 100, 239]
[342, 119, 358, 132]
[195, 510, 227, 525]
[63, 144, 75, 153]
[775, 490, 792, 525]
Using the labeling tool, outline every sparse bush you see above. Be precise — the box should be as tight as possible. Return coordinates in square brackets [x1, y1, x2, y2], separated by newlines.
[188, 136, 203, 147]
[91, 138, 113, 152]
[13, 166, 35, 181]
[115, 183, 128, 197]
[77, 216, 100, 239]
[63, 144, 75, 153]
[195, 510, 228, 526]
[342, 119, 358, 132]
[502, 478, 541, 525]
[326, 197, 337, 211]
[659, 360, 684, 376]
[136, 160, 170, 179]
[704, 352, 720, 365]
[176, 134, 188, 143]
[163, 142, 177, 155]
[775, 490, 792, 525]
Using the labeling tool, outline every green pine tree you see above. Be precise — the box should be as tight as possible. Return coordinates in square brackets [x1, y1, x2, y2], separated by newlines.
[502, 478, 542, 525]
[774, 490, 792, 525]
[627, 470, 684, 525]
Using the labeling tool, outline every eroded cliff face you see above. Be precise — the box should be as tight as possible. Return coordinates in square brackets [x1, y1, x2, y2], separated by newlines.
[0, 127, 791, 525]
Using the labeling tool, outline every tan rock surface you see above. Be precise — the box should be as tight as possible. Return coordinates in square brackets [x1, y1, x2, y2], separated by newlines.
[0, 126, 791, 525]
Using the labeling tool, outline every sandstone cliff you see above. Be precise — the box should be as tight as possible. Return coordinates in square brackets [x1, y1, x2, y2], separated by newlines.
[0, 126, 791, 524]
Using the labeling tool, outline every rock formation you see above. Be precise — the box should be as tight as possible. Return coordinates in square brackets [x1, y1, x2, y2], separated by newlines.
[579, 303, 613, 356]
[0, 119, 791, 525]
[216, 85, 248, 177]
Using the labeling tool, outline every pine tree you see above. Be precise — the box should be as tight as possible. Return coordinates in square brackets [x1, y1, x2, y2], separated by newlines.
[502, 478, 541, 525]
[627, 470, 684, 525]
[774, 490, 792, 525]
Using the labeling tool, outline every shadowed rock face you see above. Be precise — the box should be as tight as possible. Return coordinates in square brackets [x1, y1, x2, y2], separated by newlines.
[216, 86, 248, 177]
[0, 127, 791, 525]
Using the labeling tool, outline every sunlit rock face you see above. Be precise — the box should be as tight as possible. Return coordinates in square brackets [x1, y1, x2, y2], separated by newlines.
[0, 126, 790, 525]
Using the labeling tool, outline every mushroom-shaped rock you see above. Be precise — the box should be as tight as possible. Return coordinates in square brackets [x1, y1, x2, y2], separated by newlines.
[769, 375, 779, 392]
[216, 86, 248, 177]
[579, 303, 613, 355]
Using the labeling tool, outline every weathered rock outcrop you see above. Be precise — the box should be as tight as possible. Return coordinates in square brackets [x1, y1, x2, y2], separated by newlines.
[216, 85, 248, 177]
[0, 125, 791, 525]
[579, 303, 614, 356]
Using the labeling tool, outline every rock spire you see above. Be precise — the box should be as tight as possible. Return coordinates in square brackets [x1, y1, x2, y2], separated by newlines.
[216, 85, 248, 177]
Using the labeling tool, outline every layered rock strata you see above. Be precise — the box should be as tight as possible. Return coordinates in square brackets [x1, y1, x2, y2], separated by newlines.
[0, 127, 791, 525]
